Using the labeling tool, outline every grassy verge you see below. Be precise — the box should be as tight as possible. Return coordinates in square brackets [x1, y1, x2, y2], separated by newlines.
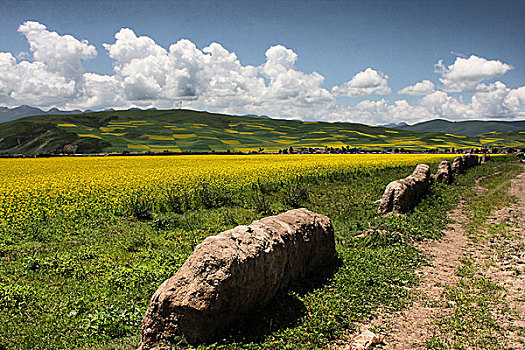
[0, 157, 518, 350]
[426, 159, 523, 350]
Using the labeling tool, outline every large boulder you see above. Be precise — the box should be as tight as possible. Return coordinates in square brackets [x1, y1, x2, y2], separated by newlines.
[140, 208, 335, 348]
[462, 153, 479, 169]
[451, 156, 464, 174]
[377, 164, 431, 215]
[432, 159, 452, 184]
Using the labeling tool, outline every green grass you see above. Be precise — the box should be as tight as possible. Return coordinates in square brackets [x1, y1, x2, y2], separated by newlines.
[0, 157, 519, 349]
[1, 109, 521, 155]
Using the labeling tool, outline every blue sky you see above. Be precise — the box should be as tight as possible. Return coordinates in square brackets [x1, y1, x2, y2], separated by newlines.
[0, 0, 524, 124]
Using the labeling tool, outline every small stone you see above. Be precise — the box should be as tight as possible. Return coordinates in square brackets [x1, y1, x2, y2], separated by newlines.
[350, 329, 383, 350]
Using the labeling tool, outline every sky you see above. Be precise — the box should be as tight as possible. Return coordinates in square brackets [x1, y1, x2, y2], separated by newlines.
[0, 0, 524, 125]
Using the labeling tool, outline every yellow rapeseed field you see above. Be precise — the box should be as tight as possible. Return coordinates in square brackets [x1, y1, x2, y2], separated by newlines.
[0, 154, 454, 230]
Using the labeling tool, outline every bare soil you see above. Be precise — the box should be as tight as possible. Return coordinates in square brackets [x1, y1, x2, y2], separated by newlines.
[369, 203, 472, 349]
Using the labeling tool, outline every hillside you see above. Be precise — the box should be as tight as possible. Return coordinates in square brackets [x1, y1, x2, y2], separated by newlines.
[0, 109, 523, 155]
[396, 119, 525, 136]
[479, 130, 525, 149]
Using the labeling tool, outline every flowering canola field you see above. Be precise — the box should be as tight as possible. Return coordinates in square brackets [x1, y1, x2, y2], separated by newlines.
[0, 154, 453, 231]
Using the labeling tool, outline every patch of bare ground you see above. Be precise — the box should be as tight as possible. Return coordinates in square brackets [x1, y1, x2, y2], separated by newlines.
[366, 203, 473, 350]
[338, 167, 525, 350]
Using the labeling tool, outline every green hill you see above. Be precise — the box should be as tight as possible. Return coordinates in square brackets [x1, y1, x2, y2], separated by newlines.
[397, 119, 525, 136]
[0, 109, 523, 155]
[478, 130, 525, 149]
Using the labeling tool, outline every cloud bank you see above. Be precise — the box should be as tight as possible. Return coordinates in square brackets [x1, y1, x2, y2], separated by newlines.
[0, 21, 524, 124]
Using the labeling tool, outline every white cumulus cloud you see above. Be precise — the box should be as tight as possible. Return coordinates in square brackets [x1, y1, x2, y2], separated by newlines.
[326, 98, 437, 125]
[262, 45, 333, 106]
[101, 30, 333, 115]
[0, 22, 97, 108]
[332, 68, 391, 97]
[18, 21, 96, 81]
[435, 55, 513, 92]
[419, 90, 474, 119]
[417, 82, 525, 120]
[398, 80, 435, 96]
[0, 51, 77, 107]
[471, 81, 512, 117]
[504, 86, 525, 117]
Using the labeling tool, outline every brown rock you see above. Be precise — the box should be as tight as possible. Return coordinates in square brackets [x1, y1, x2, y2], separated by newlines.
[336, 328, 383, 350]
[377, 163, 431, 215]
[350, 329, 383, 350]
[462, 153, 479, 169]
[139, 208, 335, 348]
[432, 159, 452, 184]
[451, 156, 464, 174]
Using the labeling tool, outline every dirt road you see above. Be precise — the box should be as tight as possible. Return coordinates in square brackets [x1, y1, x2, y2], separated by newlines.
[376, 168, 525, 349]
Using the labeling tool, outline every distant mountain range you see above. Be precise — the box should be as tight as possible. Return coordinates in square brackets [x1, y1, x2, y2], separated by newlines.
[387, 119, 525, 137]
[0, 105, 274, 124]
[0, 105, 91, 124]
[243, 114, 271, 119]
[380, 122, 409, 129]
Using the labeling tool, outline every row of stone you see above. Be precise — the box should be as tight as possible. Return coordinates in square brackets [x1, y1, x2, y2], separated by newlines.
[377, 153, 489, 215]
